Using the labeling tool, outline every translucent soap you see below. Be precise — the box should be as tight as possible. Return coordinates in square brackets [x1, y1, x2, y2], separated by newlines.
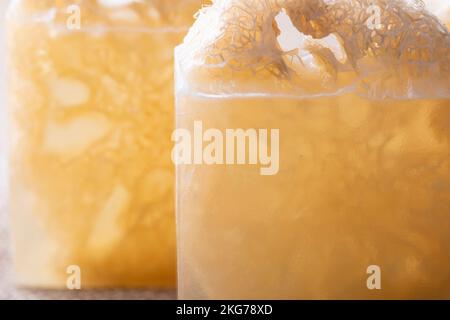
[7, 0, 201, 288]
[175, 0, 450, 299]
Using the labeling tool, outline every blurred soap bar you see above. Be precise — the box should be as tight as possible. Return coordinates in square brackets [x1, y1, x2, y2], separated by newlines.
[7, 0, 201, 288]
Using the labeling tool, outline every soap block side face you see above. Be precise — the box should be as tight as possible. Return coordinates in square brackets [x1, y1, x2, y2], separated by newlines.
[176, 95, 450, 300]
[7, 2, 189, 287]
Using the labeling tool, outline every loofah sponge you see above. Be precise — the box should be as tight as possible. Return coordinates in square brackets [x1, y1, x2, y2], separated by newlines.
[177, 0, 449, 98]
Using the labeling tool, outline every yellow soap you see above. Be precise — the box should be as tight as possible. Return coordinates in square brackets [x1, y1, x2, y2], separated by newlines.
[7, 0, 202, 288]
[176, 0, 450, 299]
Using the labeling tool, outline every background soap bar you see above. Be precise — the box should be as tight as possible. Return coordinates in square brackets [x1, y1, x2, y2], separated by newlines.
[7, 0, 202, 288]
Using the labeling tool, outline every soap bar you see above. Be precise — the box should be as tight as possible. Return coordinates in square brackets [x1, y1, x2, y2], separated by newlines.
[176, 0, 450, 299]
[7, 0, 201, 288]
